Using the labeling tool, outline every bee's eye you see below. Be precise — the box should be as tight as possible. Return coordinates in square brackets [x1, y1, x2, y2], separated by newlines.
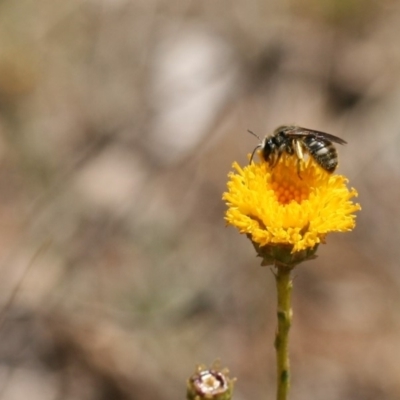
[262, 144, 272, 160]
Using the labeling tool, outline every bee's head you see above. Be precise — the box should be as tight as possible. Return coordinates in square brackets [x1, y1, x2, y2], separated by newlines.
[261, 140, 273, 160]
[248, 130, 274, 163]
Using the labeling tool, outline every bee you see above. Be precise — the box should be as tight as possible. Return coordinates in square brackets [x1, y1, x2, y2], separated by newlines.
[248, 125, 347, 174]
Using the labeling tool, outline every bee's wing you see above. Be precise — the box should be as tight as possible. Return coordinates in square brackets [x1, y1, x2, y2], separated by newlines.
[286, 127, 347, 145]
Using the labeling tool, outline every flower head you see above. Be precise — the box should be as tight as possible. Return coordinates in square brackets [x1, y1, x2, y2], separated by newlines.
[223, 153, 360, 266]
[186, 362, 235, 400]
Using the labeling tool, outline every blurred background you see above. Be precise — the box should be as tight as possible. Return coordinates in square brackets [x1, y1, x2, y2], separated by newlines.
[0, 0, 399, 399]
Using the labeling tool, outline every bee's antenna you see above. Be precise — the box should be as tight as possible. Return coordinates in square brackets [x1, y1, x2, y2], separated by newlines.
[249, 144, 261, 164]
[247, 129, 261, 141]
[248, 130, 262, 164]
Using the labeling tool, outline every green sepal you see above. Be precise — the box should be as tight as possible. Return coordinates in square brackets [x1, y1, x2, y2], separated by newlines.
[249, 237, 319, 268]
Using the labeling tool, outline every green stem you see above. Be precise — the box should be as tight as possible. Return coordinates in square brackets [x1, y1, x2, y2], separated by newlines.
[274, 266, 293, 400]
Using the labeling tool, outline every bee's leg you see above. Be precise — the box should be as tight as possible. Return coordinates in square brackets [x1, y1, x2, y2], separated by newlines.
[293, 140, 304, 179]
[271, 148, 283, 168]
[293, 139, 304, 160]
[296, 161, 303, 179]
[269, 153, 277, 168]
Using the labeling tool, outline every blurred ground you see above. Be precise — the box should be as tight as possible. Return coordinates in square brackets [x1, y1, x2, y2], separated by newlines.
[0, 0, 399, 399]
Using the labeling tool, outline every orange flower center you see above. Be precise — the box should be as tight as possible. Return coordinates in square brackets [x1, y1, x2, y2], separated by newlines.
[271, 180, 310, 205]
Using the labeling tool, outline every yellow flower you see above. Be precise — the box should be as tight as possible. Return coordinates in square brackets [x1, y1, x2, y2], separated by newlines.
[223, 154, 361, 262]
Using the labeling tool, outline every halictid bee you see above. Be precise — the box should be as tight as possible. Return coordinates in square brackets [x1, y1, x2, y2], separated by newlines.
[248, 125, 347, 174]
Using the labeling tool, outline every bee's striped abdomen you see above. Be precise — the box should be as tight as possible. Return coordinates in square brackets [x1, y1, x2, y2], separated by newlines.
[303, 137, 338, 172]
